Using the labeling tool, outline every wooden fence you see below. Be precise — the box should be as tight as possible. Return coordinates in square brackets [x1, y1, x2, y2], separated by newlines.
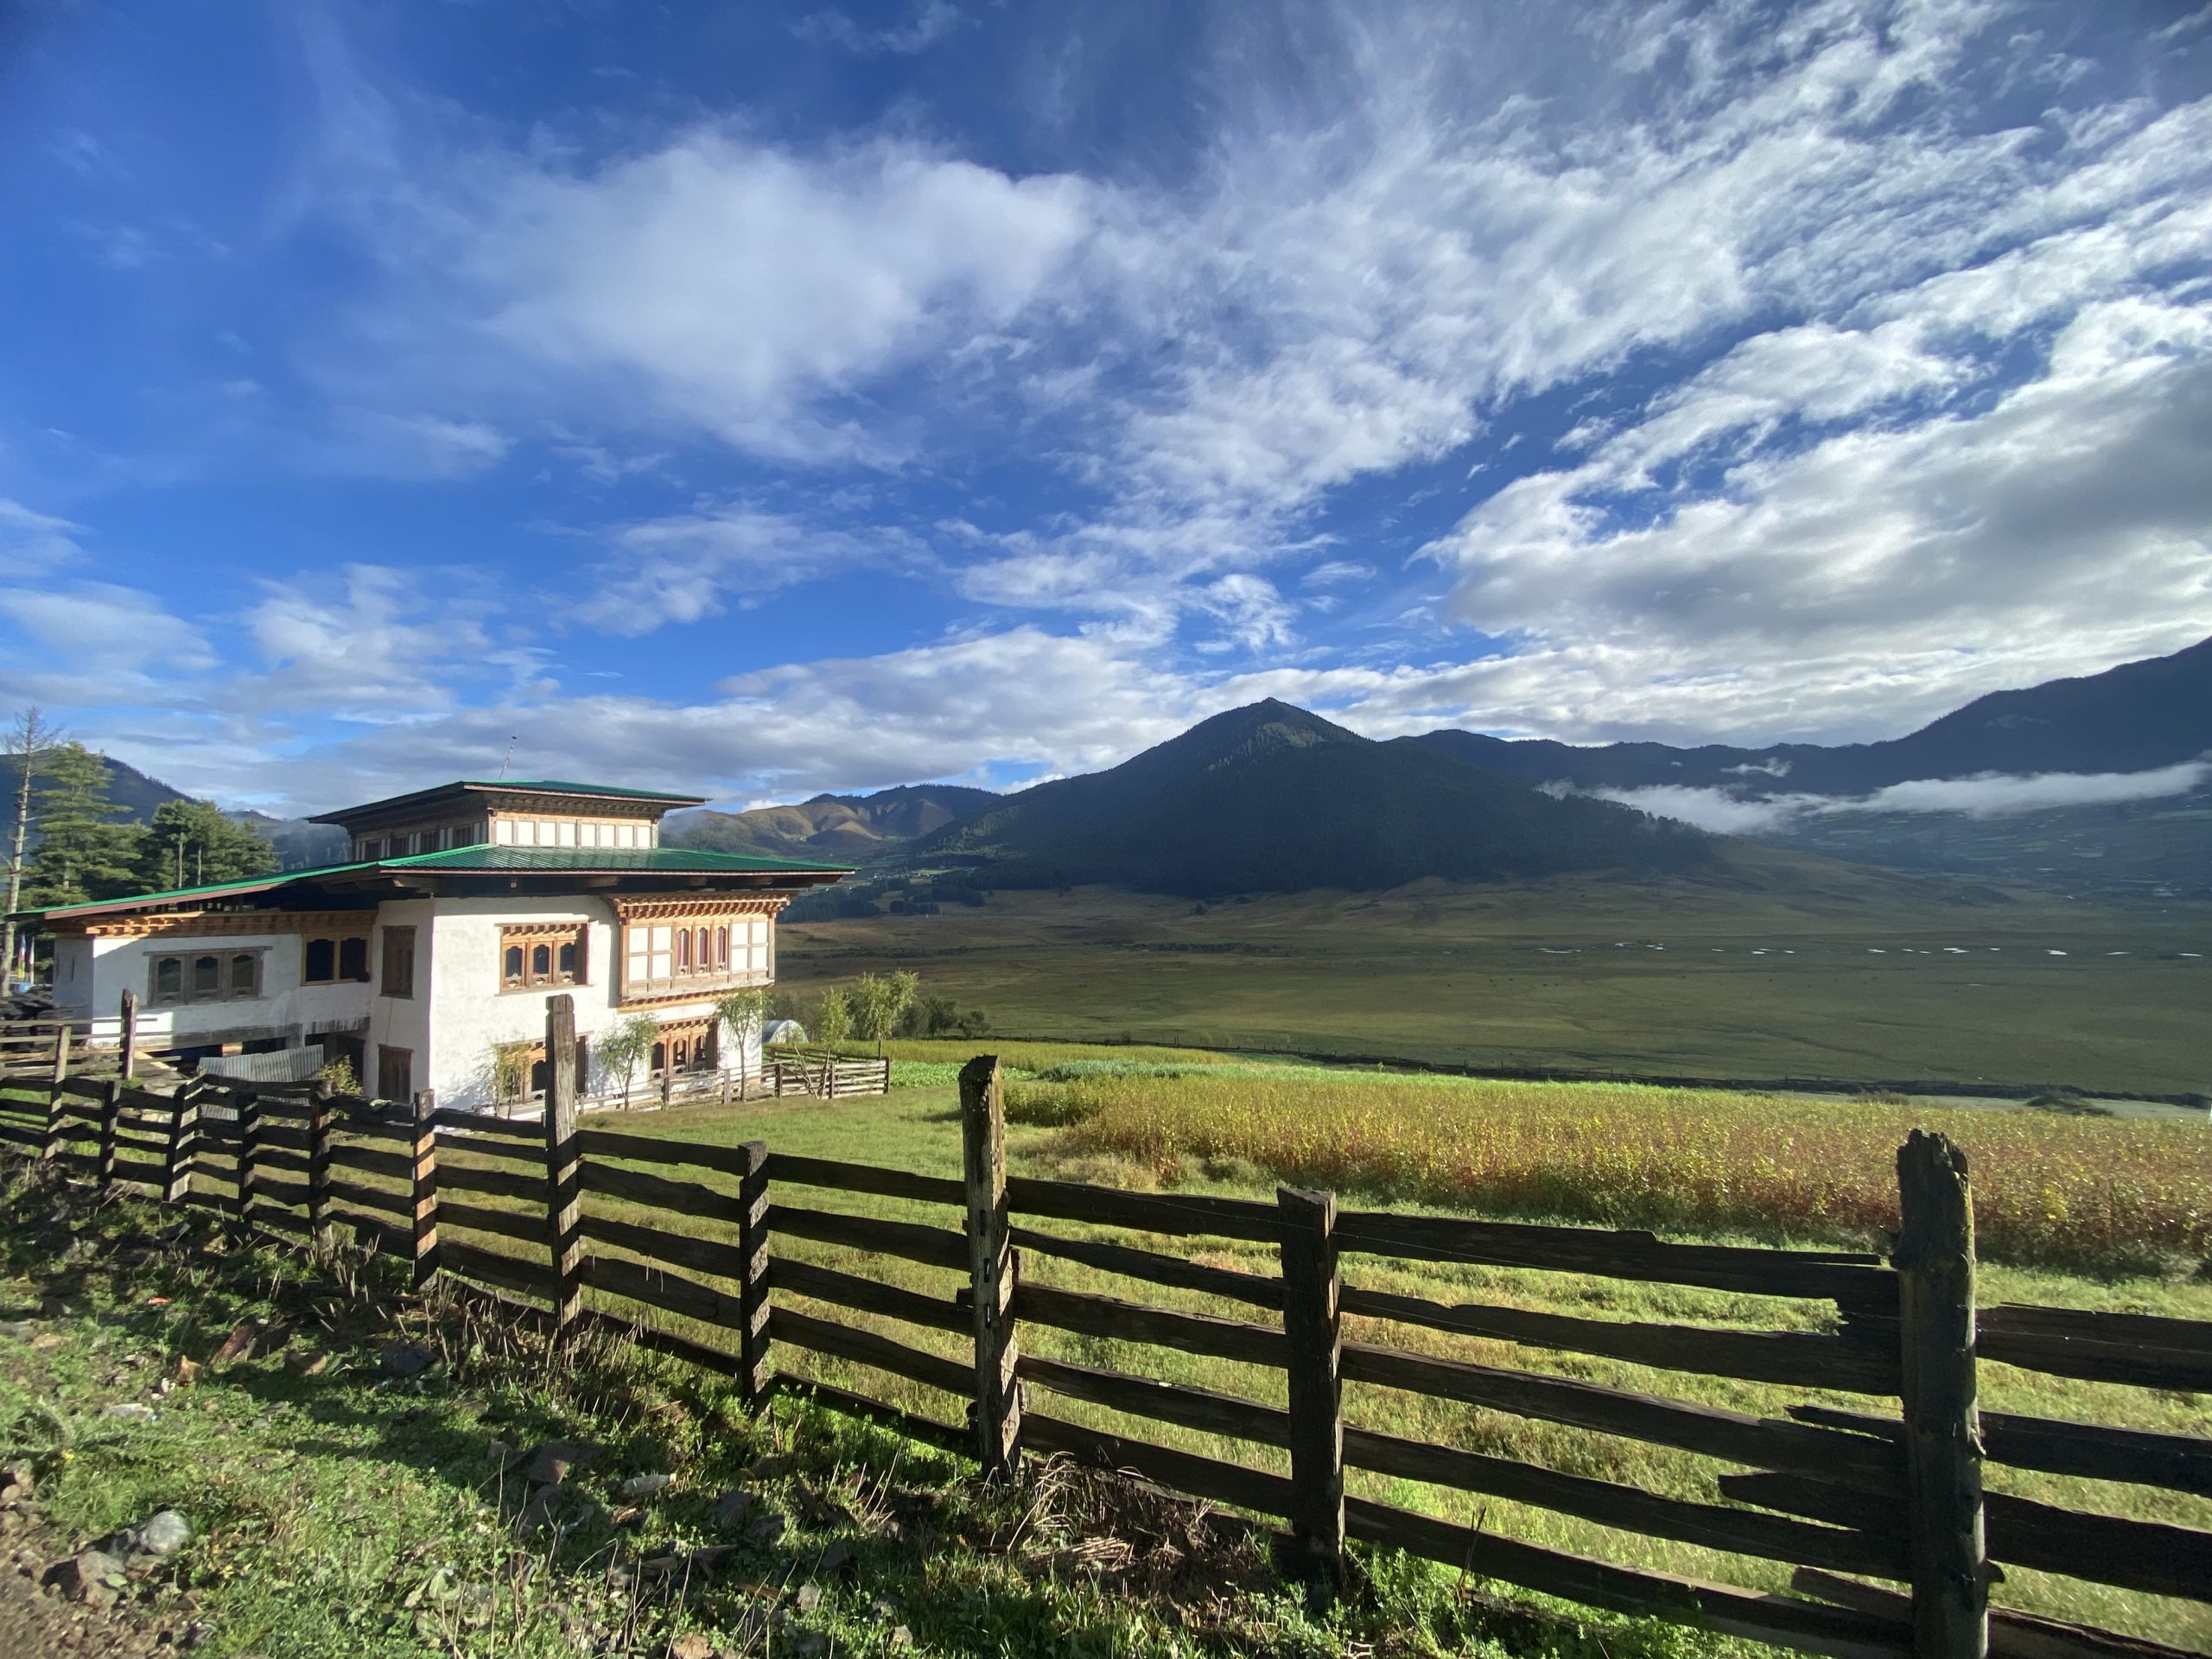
[766, 1048, 892, 1098]
[0, 994, 2204, 1659]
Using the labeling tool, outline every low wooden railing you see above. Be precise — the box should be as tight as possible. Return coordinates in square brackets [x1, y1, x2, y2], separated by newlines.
[2, 995, 2204, 1659]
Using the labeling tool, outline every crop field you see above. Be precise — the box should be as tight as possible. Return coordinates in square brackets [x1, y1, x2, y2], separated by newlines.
[575, 1065, 2211, 1649]
[778, 876, 2212, 1095]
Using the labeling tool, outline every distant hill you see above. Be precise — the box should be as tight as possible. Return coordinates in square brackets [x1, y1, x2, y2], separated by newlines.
[0, 753, 188, 839]
[1408, 635, 2212, 795]
[665, 784, 1000, 864]
[913, 700, 1712, 896]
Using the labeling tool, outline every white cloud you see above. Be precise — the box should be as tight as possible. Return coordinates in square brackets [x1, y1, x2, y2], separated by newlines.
[0, 499, 86, 574]
[792, 2, 967, 56]
[580, 506, 922, 635]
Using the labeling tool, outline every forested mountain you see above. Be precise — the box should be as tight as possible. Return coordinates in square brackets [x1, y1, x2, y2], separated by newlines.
[666, 785, 1000, 862]
[913, 701, 1711, 896]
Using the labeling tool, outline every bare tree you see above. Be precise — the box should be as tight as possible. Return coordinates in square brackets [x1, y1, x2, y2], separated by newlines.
[2, 708, 62, 989]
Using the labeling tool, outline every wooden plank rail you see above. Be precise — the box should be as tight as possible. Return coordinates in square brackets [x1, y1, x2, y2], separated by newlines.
[768, 1256, 969, 1333]
[1977, 1306, 2212, 1393]
[1790, 1570, 2207, 1659]
[1344, 1423, 1908, 1580]
[1342, 1497, 1911, 1659]
[1007, 1175, 1283, 1243]
[442, 1239, 555, 1300]
[1024, 1411, 1297, 1519]
[1338, 1211, 1895, 1304]
[768, 1306, 972, 1396]
[581, 1160, 747, 1225]
[588, 1251, 749, 1333]
[1017, 1351, 1291, 1447]
[767, 1151, 966, 1208]
[1338, 1283, 1904, 1395]
[435, 1162, 545, 1205]
[581, 1212, 753, 1282]
[766, 1204, 970, 1271]
[428, 1109, 541, 1141]
[1340, 1341, 1907, 1486]
[1010, 1224, 1284, 1309]
[436, 1198, 547, 1246]
[325, 1178, 410, 1221]
[574, 1127, 760, 1177]
[1014, 1281, 1288, 1367]
[1787, 1403, 2212, 1500]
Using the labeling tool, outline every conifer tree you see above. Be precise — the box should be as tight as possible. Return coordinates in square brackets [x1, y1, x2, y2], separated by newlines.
[137, 799, 278, 892]
[23, 743, 145, 908]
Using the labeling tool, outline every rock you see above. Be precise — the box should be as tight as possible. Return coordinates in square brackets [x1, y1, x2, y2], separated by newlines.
[791, 1581, 822, 1613]
[129, 1510, 190, 1558]
[670, 1636, 713, 1659]
[888, 1627, 912, 1651]
[377, 1342, 435, 1379]
[815, 1540, 851, 1575]
[788, 1633, 827, 1657]
[742, 1513, 785, 1547]
[712, 1490, 755, 1529]
[44, 1548, 124, 1605]
[0, 1321, 37, 1340]
[744, 1453, 795, 1482]
[0, 1461, 34, 1508]
[171, 1357, 201, 1387]
[209, 1325, 254, 1367]
[521, 1440, 599, 1486]
[485, 1440, 511, 1466]
[870, 1596, 898, 1619]
[618, 1472, 672, 1501]
[101, 1403, 156, 1424]
[284, 1351, 331, 1379]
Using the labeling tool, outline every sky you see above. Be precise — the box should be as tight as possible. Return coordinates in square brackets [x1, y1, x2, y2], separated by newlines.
[0, 0, 2208, 817]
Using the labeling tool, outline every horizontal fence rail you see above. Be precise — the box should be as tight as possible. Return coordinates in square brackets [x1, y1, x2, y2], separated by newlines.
[3, 999, 2205, 1659]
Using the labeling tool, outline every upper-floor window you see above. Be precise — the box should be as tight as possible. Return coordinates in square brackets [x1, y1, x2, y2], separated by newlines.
[302, 934, 371, 985]
[620, 914, 770, 996]
[381, 926, 416, 999]
[499, 924, 586, 991]
[148, 949, 264, 1007]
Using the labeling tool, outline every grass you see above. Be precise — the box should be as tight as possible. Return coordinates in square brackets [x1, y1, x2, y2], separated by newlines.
[0, 1160, 1616, 1659]
[776, 878, 2212, 1095]
[563, 1076, 2212, 1652]
[1024, 1068, 2212, 1273]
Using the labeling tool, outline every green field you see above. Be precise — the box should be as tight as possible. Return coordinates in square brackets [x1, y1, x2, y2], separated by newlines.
[582, 1067, 2212, 1649]
[778, 873, 2212, 1096]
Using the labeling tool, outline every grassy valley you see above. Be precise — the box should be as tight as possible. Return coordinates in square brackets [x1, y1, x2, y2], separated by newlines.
[779, 861, 2212, 1096]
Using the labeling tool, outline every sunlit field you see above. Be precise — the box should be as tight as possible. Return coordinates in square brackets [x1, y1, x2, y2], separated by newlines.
[1023, 1066, 2212, 1273]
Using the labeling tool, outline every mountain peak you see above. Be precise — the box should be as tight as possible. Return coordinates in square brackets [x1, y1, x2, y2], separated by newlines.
[1158, 700, 1362, 773]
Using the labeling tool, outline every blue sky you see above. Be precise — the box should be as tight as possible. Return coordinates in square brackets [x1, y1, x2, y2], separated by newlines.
[1, 0, 2208, 816]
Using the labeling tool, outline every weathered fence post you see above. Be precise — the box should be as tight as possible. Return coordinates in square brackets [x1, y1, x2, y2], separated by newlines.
[118, 989, 138, 1083]
[95, 1078, 120, 1192]
[1896, 1130, 1988, 1659]
[305, 1084, 332, 1234]
[735, 1139, 772, 1409]
[41, 1025, 69, 1160]
[234, 1090, 264, 1229]
[162, 1082, 196, 1205]
[410, 1090, 440, 1288]
[543, 995, 583, 1328]
[1279, 1186, 1346, 1590]
[660, 1062, 673, 1110]
[960, 1054, 1020, 1477]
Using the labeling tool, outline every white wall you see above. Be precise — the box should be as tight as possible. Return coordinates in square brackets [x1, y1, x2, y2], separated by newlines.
[420, 894, 764, 1109]
[368, 899, 436, 1099]
[73, 930, 372, 1049]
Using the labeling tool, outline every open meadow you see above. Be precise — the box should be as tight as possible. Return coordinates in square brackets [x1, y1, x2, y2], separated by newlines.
[778, 873, 2212, 1096]
[569, 1057, 2211, 1649]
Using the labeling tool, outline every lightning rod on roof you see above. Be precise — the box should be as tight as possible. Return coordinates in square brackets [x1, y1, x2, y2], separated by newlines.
[498, 736, 517, 779]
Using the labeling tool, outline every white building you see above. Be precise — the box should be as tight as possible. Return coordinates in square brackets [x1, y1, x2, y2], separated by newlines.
[23, 779, 852, 1109]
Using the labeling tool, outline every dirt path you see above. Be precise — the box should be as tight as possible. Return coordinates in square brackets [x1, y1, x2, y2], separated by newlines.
[0, 1511, 197, 1657]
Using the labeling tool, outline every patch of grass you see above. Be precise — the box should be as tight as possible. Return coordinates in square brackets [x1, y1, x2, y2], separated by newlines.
[1046, 1069, 2212, 1273]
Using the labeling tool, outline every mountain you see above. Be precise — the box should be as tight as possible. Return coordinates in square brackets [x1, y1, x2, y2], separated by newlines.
[0, 753, 188, 840]
[1408, 635, 2212, 796]
[912, 700, 1712, 896]
[665, 784, 1001, 864]
[234, 812, 350, 871]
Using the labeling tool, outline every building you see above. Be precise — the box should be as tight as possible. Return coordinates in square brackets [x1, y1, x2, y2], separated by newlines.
[16, 779, 853, 1109]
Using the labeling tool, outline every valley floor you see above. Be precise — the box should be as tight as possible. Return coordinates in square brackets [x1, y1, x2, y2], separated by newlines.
[778, 875, 2212, 1096]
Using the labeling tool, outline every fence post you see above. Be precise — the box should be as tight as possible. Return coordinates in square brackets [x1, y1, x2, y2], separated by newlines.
[1896, 1130, 1988, 1659]
[661, 1062, 673, 1110]
[306, 1084, 332, 1234]
[162, 1082, 196, 1205]
[41, 1025, 68, 1161]
[1278, 1186, 1346, 1590]
[118, 990, 138, 1083]
[410, 1090, 440, 1288]
[96, 1078, 120, 1192]
[543, 995, 583, 1328]
[234, 1090, 264, 1230]
[959, 1054, 1020, 1477]
[736, 1139, 772, 1408]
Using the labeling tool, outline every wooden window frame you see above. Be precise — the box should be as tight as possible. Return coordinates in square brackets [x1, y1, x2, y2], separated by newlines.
[381, 925, 416, 1000]
[302, 932, 372, 987]
[498, 924, 588, 993]
[376, 1045, 412, 1103]
[146, 946, 267, 1008]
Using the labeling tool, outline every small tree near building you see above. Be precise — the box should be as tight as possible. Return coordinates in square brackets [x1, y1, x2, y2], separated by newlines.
[814, 988, 854, 1054]
[594, 1015, 660, 1109]
[849, 969, 919, 1058]
[714, 986, 771, 1097]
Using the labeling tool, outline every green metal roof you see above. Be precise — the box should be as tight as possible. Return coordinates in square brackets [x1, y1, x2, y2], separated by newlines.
[456, 779, 708, 803]
[13, 843, 854, 922]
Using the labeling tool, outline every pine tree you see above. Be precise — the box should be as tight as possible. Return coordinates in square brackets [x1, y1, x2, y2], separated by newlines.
[23, 744, 145, 908]
[137, 799, 278, 892]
